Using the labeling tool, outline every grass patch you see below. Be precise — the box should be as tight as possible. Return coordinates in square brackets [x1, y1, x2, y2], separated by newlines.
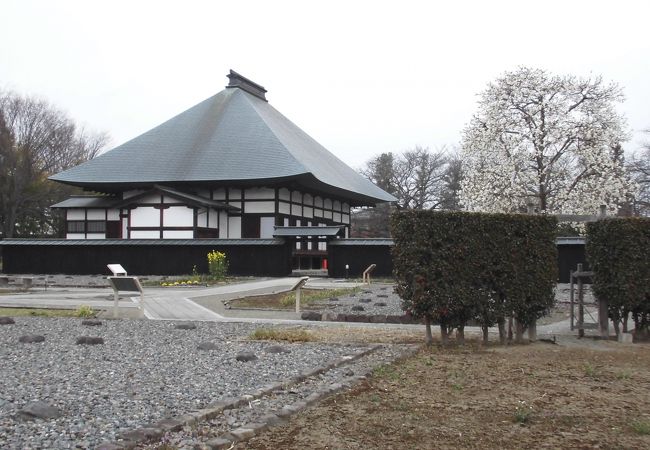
[249, 327, 316, 342]
[0, 307, 80, 318]
[278, 287, 361, 307]
[631, 420, 650, 435]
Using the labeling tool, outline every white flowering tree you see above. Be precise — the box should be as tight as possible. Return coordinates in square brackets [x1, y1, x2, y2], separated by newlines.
[460, 67, 636, 215]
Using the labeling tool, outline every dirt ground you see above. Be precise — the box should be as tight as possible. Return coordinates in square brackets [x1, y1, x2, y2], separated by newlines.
[236, 338, 650, 450]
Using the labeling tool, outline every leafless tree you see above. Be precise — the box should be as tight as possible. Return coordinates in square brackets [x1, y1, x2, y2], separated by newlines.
[0, 90, 108, 238]
[628, 130, 650, 216]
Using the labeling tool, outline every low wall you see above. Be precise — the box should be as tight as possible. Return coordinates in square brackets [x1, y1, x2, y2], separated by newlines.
[0, 239, 293, 277]
[327, 239, 393, 278]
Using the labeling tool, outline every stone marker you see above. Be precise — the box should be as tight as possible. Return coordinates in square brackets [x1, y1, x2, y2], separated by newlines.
[81, 319, 103, 326]
[321, 312, 338, 322]
[197, 342, 219, 351]
[175, 323, 197, 330]
[18, 401, 62, 420]
[618, 332, 634, 344]
[236, 352, 258, 362]
[265, 345, 290, 354]
[0, 317, 16, 325]
[377, 294, 388, 298]
[359, 298, 372, 303]
[76, 336, 104, 345]
[375, 302, 387, 307]
[301, 311, 321, 321]
[351, 305, 365, 312]
[19, 335, 45, 343]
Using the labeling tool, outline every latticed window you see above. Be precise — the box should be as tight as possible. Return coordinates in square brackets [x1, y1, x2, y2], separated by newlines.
[67, 221, 85, 233]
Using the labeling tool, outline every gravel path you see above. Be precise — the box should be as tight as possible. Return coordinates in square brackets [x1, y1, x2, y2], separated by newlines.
[0, 318, 373, 449]
[310, 283, 405, 316]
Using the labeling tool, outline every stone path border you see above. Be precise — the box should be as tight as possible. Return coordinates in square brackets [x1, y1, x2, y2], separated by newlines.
[97, 343, 419, 449]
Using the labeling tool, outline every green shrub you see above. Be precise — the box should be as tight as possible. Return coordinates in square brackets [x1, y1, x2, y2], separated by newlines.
[391, 210, 557, 344]
[75, 305, 95, 318]
[587, 218, 650, 337]
[207, 250, 228, 280]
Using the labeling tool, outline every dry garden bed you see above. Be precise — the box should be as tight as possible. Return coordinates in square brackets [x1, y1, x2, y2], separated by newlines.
[238, 338, 650, 450]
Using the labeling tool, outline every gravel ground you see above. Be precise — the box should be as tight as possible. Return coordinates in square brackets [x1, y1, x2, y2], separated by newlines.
[142, 344, 413, 449]
[311, 284, 405, 316]
[0, 318, 371, 449]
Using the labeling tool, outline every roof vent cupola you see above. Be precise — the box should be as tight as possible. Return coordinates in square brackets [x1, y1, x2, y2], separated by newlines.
[226, 70, 268, 101]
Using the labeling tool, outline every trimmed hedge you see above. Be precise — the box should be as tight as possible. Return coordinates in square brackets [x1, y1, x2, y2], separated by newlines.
[586, 218, 650, 337]
[391, 210, 557, 343]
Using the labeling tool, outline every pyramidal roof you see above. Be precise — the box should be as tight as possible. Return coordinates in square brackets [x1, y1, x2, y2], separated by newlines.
[50, 70, 396, 206]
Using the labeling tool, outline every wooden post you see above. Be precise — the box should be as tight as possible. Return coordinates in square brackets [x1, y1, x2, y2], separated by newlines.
[295, 286, 301, 313]
[569, 271, 575, 330]
[113, 291, 120, 319]
[577, 263, 584, 338]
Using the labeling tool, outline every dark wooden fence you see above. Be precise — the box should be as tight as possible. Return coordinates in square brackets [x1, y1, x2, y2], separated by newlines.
[327, 239, 393, 278]
[1, 237, 586, 281]
[0, 239, 293, 277]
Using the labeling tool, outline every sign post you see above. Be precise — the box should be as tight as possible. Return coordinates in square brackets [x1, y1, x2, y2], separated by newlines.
[107, 276, 144, 318]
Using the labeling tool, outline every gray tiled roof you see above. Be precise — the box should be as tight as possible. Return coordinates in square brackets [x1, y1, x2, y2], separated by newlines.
[50, 196, 119, 209]
[50, 79, 396, 206]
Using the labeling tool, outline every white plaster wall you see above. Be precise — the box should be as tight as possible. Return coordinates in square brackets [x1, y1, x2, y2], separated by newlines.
[130, 230, 160, 239]
[324, 198, 332, 210]
[291, 204, 302, 216]
[314, 208, 323, 218]
[279, 202, 290, 215]
[208, 209, 219, 229]
[314, 196, 323, 208]
[130, 207, 159, 227]
[86, 233, 106, 239]
[107, 209, 120, 220]
[164, 206, 193, 227]
[260, 217, 275, 238]
[228, 216, 241, 238]
[229, 188, 242, 200]
[303, 194, 313, 205]
[87, 210, 105, 220]
[245, 187, 274, 199]
[229, 201, 242, 209]
[323, 210, 333, 220]
[333, 200, 341, 211]
[333, 212, 342, 223]
[163, 230, 193, 239]
[279, 188, 290, 201]
[303, 206, 313, 218]
[122, 217, 128, 238]
[342, 214, 350, 224]
[67, 210, 85, 220]
[291, 190, 302, 202]
[197, 209, 208, 227]
[219, 211, 228, 238]
[245, 201, 275, 213]
[342, 203, 350, 213]
[67, 233, 85, 239]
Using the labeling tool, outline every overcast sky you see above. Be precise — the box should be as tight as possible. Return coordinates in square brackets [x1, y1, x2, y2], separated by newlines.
[2, 0, 649, 169]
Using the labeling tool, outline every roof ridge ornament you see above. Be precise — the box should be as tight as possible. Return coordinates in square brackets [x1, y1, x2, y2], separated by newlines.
[226, 70, 267, 101]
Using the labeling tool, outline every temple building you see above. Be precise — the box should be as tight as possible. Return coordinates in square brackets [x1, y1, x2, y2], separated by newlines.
[49, 71, 395, 269]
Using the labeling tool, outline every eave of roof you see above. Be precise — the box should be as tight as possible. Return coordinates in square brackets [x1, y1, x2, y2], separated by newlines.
[273, 226, 345, 237]
[50, 196, 119, 209]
